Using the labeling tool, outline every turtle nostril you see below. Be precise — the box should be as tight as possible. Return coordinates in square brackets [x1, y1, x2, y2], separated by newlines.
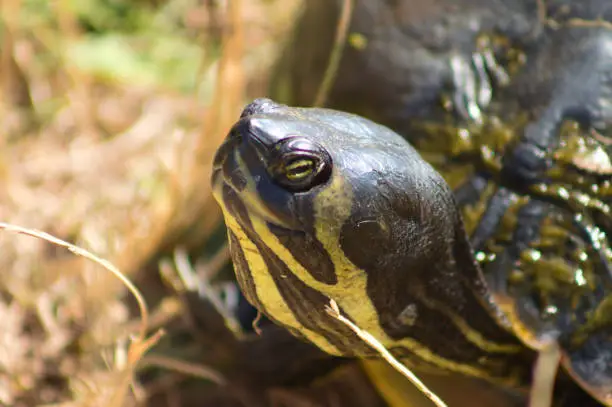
[240, 98, 284, 118]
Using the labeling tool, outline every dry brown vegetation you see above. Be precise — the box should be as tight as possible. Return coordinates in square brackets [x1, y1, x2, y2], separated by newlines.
[0, 1, 303, 405]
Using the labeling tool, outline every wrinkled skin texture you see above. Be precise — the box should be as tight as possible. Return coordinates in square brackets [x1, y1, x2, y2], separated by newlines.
[273, 0, 612, 405]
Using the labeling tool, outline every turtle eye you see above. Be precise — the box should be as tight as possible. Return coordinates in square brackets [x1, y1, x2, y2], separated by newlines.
[269, 137, 332, 192]
[284, 158, 317, 181]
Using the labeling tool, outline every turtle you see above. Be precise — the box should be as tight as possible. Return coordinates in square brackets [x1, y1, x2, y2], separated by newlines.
[211, 0, 612, 406]
[211, 97, 610, 407]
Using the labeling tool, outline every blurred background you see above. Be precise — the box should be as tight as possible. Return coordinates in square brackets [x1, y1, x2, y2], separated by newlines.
[0, 0, 351, 406]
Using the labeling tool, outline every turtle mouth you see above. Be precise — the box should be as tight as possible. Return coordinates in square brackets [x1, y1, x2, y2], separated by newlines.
[211, 165, 223, 193]
[212, 154, 244, 195]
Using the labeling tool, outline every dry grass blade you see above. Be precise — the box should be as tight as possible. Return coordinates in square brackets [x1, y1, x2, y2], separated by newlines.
[0, 222, 150, 342]
[197, 243, 230, 281]
[325, 300, 449, 407]
[563, 18, 612, 29]
[536, 0, 547, 23]
[0, 222, 167, 406]
[203, 0, 246, 133]
[108, 330, 166, 407]
[529, 344, 560, 407]
[139, 355, 227, 386]
[172, 248, 243, 337]
[313, 0, 354, 107]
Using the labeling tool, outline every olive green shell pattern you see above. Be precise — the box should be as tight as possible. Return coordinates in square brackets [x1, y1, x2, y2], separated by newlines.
[271, 0, 612, 405]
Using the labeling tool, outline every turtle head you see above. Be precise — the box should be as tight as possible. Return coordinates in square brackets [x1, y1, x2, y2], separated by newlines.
[212, 98, 457, 274]
[212, 98, 461, 307]
[212, 98, 529, 383]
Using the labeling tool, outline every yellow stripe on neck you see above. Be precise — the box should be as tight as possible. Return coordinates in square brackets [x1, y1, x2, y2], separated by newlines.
[237, 172, 504, 380]
[216, 153, 518, 383]
[217, 198, 342, 355]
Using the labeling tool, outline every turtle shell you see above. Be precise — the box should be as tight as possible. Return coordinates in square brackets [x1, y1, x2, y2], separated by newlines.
[273, 0, 612, 405]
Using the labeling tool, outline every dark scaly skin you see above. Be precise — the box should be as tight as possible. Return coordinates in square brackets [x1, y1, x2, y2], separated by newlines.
[212, 99, 535, 396]
[273, 0, 612, 405]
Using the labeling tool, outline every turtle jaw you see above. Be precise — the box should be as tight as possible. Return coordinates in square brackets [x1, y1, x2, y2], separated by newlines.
[212, 158, 298, 235]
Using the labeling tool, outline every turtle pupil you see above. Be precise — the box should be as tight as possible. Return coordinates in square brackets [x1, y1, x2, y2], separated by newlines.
[285, 159, 314, 180]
